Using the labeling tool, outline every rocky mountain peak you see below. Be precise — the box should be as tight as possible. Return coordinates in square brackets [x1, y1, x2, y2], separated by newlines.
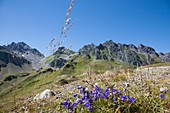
[54, 46, 75, 56]
[48, 47, 75, 68]
[103, 40, 117, 47]
[7, 42, 44, 57]
[4, 42, 44, 70]
[78, 43, 96, 56]
[137, 44, 158, 56]
[128, 44, 137, 51]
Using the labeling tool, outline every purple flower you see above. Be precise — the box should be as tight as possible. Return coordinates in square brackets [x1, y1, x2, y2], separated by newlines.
[62, 100, 69, 108]
[104, 88, 110, 99]
[93, 96, 97, 100]
[112, 88, 122, 95]
[89, 107, 93, 112]
[130, 97, 136, 103]
[120, 96, 126, 101]
[117, 90, 122, 95]
[113, 97, 117, 103]
[84, 103, 91, 108]
[73, 94, 77, 98]
[94, 86, 102, 93]
[78, 85, 82, 90]
[160, 94, 165, 99]
[105, 87, 110, 92]
[112, 88, 117, 95]
[71, 102, 78, 108]
[126, 96, 130, 102]
[85, 98, 92, 104]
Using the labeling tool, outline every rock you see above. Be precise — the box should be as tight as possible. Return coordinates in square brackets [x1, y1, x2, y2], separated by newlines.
[160, 87, 168, 93]
[33, 89, 55, 101]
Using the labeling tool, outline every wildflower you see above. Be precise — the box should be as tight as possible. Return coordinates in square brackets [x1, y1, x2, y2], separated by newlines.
[71, 102, 78, 108]
[104, 88, 110, 99]
[112, 88, 117, 95]
[112, 88, 122, 95]
[62, 100, 69, 108]
[89, 107, 93, 112]
[73, 94, 77, 98]
[160, 94, 165, 99]
[113, 97, 117, 103]
[130, 97, 136, 103]
[78, 86, 82, 90]
[94, 86, 102, 93]
[117, 90, 122, 95]
[84, 103, 91, 108]
[126, 96, 130, 102]
[120, 96, 126, 101]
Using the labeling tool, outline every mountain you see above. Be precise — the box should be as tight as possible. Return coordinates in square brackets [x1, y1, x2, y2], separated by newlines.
[0, 46, 32, 77]
[4, 42, 44, 70]
[159, 52, 170, 62]
[44, 47, 75, 68]
[78, 40, 170, 66]
[1, 40, 170, 76]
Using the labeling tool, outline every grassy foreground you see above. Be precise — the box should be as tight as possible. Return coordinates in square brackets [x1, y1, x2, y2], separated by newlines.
[0, 62, 170, 112]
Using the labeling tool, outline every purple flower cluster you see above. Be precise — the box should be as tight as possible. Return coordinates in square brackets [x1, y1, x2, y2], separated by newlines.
[62, 86, 93, 113]
[91, 86, 110, 100]
[120, 96, 136, 103]
[112, 88, 136, 104]
[62, 85, 136, 113]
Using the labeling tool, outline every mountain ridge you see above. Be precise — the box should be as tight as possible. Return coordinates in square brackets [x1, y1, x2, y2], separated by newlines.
[4, 42, 45, 70]
[1, 40, 170, 77]
[78, 40, 170, 66]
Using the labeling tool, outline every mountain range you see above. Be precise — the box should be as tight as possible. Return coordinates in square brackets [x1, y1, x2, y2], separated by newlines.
[0, 40, 170, 77]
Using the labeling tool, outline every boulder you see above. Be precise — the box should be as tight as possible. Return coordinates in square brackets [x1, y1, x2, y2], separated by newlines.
[33, 89, 55, 101]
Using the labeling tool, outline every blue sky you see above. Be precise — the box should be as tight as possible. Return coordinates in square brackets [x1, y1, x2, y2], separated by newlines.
[0, 0, 170, 56]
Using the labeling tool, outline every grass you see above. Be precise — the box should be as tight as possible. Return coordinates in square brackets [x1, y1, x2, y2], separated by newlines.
[0, 61, 170, 112]
[45, 55, 55, 63]
[60, 55, 123, 76]
[141, 62, 170, 68]
[58, 66, 170, 113]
